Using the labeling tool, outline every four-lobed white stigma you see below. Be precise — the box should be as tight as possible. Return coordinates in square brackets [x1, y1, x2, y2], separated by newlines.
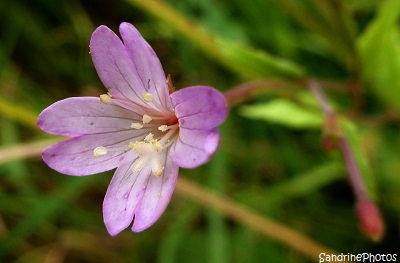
[93, 91, 179, 177]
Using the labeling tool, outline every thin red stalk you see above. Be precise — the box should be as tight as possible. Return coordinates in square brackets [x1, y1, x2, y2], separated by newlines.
[224, 78, 350, 107]
[308, 80, 384, 241]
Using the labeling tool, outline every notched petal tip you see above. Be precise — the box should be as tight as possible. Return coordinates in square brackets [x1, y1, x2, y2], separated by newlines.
[102, 158, 152, 236]
[103, 159, 178, 235]
[130, 159, 179, 232]
[90, 22, 170, 108]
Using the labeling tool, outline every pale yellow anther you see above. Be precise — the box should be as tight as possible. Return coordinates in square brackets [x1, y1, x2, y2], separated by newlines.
[131, 123, 143, 129]
[158, 125, 168, 132]
[93, 146, 108, 157]
[100, 94, 112, 104]
[142, 92, 153, 102]
[144, 133, 154, 142]
[142, 114, 152, 124]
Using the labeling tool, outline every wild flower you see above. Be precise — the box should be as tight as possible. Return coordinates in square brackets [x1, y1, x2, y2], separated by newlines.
[38, 23, 227, 235]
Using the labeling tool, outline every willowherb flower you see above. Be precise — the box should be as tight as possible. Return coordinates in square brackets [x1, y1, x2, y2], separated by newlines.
[38, 22, 228, 235]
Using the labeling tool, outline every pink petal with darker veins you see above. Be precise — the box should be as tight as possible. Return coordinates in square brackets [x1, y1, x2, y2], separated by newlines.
[37, 97, 142, 137]
[42, 131, 140, 176]
[119, 22, 172, 111]
[131, 152, 178, 232]
[170, 128, 220, 168]
[103, 151, 151, 236]
[103, 151, 178, 235]
[171, 86, 228, 130]
[90, 24, 170, 111]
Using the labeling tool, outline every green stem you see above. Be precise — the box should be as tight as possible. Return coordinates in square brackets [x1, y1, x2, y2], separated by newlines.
[0, 97, 39, 130]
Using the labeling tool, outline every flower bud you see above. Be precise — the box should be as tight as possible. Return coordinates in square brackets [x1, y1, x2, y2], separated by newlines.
[355, 198, 384, 242]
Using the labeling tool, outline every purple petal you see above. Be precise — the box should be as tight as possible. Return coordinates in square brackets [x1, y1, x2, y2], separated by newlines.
[171, 86, 228, 130]
[103, 151, 151, 236]
[38, 97, 142, 137]
[119, 22, 172, 111]
[170, 128, 220, 168]
[131, 153, 179, 232]
[42, 130, 145, 176]
[90, 24, 170, 110]
[103, 151, 178, 235]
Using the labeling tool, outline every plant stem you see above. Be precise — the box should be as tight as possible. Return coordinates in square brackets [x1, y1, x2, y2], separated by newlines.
[308, 80, 384, 241]
[224, 78, 350, 107]
[175, 177, 341, 262]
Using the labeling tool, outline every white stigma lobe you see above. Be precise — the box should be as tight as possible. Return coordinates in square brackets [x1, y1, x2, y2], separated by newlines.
[129, 136, 165, 177]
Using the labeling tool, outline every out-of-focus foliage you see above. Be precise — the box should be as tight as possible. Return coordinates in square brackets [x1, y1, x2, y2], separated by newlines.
[240, 97, 323, 130]
[0, 0, 399, 262]
[357, 0, 400, 110]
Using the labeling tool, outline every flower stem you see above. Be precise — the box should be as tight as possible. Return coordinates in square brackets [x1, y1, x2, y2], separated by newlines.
[308, 80, 384, 241]
[223, 78, 349, 107]
[0, 138, 61, 165]
[175, 176, 342, 262]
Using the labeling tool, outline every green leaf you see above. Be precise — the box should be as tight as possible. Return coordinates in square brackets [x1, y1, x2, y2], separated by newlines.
[216, 38, 305, 79]
[125, 0, 305, 79]
[357, 0, 400, 109]
[239, 99, 323, 130]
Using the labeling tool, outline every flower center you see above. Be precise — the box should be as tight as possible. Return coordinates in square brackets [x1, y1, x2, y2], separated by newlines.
[93, 90, 179, 177]
[128, 116, 178, 177]
[129, 134, 164, 176]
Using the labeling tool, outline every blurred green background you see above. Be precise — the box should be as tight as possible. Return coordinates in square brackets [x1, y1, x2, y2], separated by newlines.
[0, 0, 399, 262]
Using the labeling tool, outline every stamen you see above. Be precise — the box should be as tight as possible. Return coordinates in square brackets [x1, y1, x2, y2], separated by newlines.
[144, 133, 154, 142]
[158, 125, 168, 132]
[100, 94, 112, 104]
[142, 114, 152, 124]
[93, 146, 108, 157]
[159, 125, 179, 145]
[142, 92, 153, 102]
[131, 122, 143, 129]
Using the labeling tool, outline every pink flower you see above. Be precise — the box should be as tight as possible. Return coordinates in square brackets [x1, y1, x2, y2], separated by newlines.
[38, 23, 228, 235]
